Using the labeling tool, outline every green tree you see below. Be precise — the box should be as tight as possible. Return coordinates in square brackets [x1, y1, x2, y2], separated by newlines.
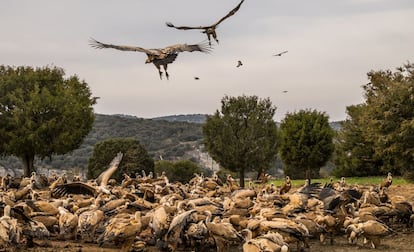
[279, 109, 334, 180]
[0, 65, 97, 176]
[87, 138, 154, 182]
[361, 63, 414, 175]
[202, 95, 279, 187]
[155, 159, 199, 183]
[333, 105, 381, 177]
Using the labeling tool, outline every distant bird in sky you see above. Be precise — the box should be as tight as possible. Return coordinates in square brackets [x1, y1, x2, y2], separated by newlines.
[194, 77, 200, 80]
[273, 50, 288, 56]
[89, 38, 211, 80]
[236, 60, 243, 67]
[166, 0, 245, 46]
[282, 90, 288, 93]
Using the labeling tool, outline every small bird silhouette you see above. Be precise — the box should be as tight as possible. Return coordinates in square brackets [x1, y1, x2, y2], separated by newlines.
[273, 50, 288, 56]
[282, 90, 288, 93]
[236, 60, 243, 67]
[194, 77, 200, 80]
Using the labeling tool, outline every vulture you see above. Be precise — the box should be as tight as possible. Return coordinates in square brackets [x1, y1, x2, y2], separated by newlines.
[77, 200, 105, 242]
[0, 205, 21, 247]
[89, 38, 211, 80]
[166, 0, 245, 46]
[258, 218, 310, 250]
[52, 152, 123, 197]
[242, 229, 289, 252]
[165, 209, 198, 251]
[279, 176, 292, 195]
[57, 206, 78, 240]
[273, 50, 288, 56]
[379, 172, 392, 190]
[98, 211, 142, 252]
[204, 210, 244, 252]
[318, 185, 362, 215]
[346, 220, 394, 248]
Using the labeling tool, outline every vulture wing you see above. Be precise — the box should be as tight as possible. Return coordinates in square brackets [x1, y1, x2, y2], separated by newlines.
[51, 182, 97, 198]
[164, 42, 211, 54]
[212, 0, 245, 27]
[165, 22, 207, 30]
[89, 38, 157, 55]
[165, 0, 244, 30]
[96, 152, 123, 187]
[0, 203, 31, 223]
[273, 51, 288, 56]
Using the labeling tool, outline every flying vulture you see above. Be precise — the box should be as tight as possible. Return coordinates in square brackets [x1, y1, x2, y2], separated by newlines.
[166, 0, 245, 46]
[89, 38, 211, 80]
[273, 51, 288, 56]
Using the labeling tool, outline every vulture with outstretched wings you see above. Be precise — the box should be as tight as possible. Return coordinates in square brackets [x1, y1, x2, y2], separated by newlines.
[89, 38, 211, 80]
[166, 0, 245, 46]
[51, 152, 123, 198]
[273, 51, 288, 56]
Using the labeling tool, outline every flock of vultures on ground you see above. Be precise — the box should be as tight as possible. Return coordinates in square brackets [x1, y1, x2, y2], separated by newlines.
[0, 152, 413, 251]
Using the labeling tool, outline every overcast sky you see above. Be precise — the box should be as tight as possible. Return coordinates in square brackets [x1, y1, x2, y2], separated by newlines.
[1, 0, 413, 121]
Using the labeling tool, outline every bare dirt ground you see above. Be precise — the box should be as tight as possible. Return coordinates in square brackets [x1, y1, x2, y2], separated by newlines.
[7, 184, 414, 252]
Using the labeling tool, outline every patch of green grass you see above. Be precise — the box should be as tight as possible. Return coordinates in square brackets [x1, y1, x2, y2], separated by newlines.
[269, 176, 408, 187]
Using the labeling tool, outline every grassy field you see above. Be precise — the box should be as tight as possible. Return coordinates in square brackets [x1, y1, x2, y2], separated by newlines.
[269, 176, 409, 187]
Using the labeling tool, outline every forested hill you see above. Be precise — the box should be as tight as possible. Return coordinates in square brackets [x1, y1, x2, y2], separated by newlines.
[0, 114, 205, 174]
[0, 113, 342, 175]
[152, 114, 207, 124]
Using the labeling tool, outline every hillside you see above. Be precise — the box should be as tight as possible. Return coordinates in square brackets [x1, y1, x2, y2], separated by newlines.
[0, 113, 342, 176]
[0, 114, 207, 176]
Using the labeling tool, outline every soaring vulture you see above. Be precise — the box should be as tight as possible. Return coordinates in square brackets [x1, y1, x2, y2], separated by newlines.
[166, 0, 245, 46]
[51, 152, 123, 198]
[89, 38, 211, 80]
[273, 50, 288, 56]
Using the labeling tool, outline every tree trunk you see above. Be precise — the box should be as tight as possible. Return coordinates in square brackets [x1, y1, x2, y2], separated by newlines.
[22, 153, 35, 177]
[239, 169, 245, 188]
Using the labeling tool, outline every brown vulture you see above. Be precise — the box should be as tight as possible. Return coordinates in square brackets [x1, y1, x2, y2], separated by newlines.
[89, 38, 211, 80]
[166, 0, 245, 46]
[273, 51, 288, 56]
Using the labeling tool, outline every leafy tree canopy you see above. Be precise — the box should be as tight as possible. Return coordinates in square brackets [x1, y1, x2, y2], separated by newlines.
[363, 63, 414, 174]
[87, 138, 154, 182]
[279, 109, 334, 179]
[334, 63, 414, 177]
[333, 105, 382, 177]
[202, 95, 279, 187]
[0, 65, 97, 176]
